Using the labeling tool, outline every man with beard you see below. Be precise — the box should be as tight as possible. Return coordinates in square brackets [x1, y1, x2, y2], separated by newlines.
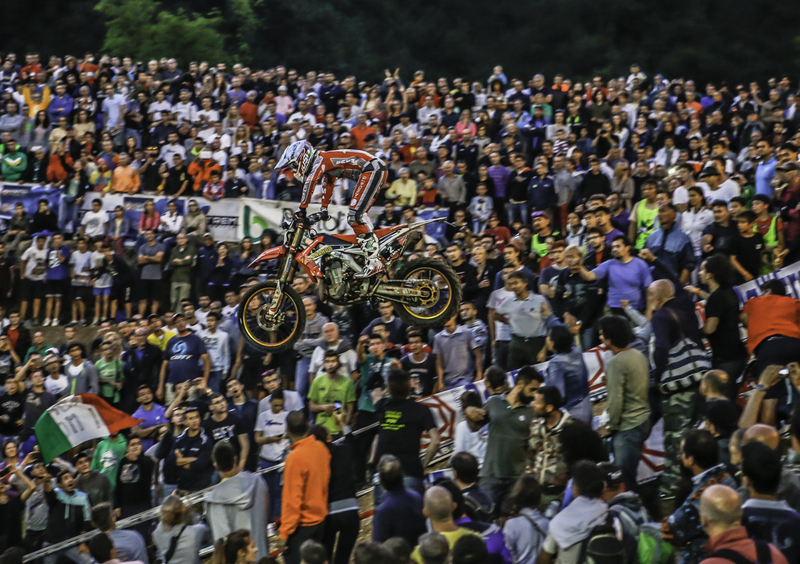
[114, 438, 154, 520]
[529, 385, 574, 507]
[130, 385, 168, 451]
[463, 365, 541, 510]
[203, 393, 250, 475]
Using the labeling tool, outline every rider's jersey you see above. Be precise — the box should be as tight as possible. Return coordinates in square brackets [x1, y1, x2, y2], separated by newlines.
[300, 149, 375, 209]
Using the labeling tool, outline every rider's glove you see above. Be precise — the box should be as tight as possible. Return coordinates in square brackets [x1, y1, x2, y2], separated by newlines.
[293, 208, 307, 220]
[318, 208, 330, 221]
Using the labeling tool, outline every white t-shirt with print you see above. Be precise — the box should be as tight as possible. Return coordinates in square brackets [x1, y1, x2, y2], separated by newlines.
[21, 246, 48, 281]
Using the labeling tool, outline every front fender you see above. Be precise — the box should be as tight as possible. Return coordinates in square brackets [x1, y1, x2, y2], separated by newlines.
[248, 246, 287, 268]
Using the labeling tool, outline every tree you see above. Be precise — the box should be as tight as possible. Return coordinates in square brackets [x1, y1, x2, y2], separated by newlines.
[95, 0, 229, 67]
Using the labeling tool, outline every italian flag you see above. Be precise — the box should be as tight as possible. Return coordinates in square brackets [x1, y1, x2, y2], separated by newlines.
[34, 394, 143, 462]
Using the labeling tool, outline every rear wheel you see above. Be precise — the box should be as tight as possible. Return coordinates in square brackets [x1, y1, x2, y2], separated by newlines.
[237, 281, 306, 353]
[391, 258, 462, 329]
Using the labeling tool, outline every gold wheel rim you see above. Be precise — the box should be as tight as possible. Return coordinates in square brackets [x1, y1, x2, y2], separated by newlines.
[400, 266, 453, 320]
[241, 286, 299, 349]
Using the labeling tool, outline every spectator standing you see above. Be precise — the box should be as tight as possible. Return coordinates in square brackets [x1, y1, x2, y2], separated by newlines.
[503, 475, 549, 564]
[740, 441, 800, 564]
[293, 297, 329, 399]
[528, 385, 574, 505]
[433, 315, 482, 390]
[203, 393, 250, 474]
[277, 411, 331, 564]
[91, 432, 128, 490]
[493, 271, 550, 369]
[200, 313, 230, 393]
[153, 495, 209, 564]
[308, 351, 356, 435]
[130, 384, 168, 450]
[168, 233, 195, 312]
[19, 234, 48, 324]
[43, 232, 69, 327]
[662, 430, 737, 564]
[464, 366, 539, 508]
[205, 442, 270, 559]
[411, 487, 479, 563]
[578, 235, 652, 311]
[42, 469, 92, 564]
[645, 204, 696, 283]
[254, 388, 289, 522]
[373, 369, 440, 502]
[597, 316, 651, 491]
[539, 461, 611, 564]
[372, 454, 426, 547]
[122, 333, 163, 413]
[74, 451, 112, 507]
[167, 407, 215, 494]
[158, 313, 210, 402]
[137, 229, 165, 316]
[541, 321, 592, 423]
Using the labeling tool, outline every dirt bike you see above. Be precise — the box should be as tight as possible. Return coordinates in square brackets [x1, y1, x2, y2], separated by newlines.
[238, 211, 462, 353]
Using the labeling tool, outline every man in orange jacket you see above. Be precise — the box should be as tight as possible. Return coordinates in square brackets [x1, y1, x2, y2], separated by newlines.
[187, 151, 222, 195]
[277, 411, 331, 564]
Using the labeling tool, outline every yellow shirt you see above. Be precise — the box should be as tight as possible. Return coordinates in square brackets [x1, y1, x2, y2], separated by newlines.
[147, 330, 176, 352]
[411, 528, 480, 563]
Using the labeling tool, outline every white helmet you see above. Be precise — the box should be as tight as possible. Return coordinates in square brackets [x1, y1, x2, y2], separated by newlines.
[276, 140, 316, 182]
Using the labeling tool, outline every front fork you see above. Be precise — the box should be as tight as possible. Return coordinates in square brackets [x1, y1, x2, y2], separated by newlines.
[265, 226, 305, 322]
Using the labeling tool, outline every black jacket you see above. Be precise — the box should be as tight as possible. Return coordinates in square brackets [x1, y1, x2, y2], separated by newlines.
[121, 343, 162, 413]
[3, 325, 31, 360]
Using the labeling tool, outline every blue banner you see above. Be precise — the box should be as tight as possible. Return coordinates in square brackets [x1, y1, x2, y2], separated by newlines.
[417, 208, 449, 240]
[0, 184, 62, 223]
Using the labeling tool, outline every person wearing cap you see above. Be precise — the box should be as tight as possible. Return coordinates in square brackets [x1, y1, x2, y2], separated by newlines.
[42, 352, 69, 399]
[699, 166, 736, 205]
[275, 84, 295, 116]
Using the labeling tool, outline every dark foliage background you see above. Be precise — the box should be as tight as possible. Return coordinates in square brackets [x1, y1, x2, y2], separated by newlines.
[1, 0, 798, 84]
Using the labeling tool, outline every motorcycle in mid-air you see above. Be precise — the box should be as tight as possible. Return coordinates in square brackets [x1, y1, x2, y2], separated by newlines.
[238, 212, 461, 353]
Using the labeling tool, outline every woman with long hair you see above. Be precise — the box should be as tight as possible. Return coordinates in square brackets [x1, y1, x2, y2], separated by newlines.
[211, 530, 257, 564]
[26, 110, 51, 152]
[153, 495, 209, 564]
[232, 125, 252, 153]
[73, 109, 95, 140]
[139, 200, 161, 233]
[681, 186, 715, 261]
[489, 78, 508, 109]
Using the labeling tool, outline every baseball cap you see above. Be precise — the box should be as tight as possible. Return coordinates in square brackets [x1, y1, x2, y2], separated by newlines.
[203, 232, 213, 238]
[597, 462, 624, 488]
[777, 161, 799, 172]
[698, 167, 720, 178]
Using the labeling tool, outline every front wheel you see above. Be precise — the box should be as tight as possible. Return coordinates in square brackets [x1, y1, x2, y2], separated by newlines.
[390, 258, 462, 329]
[237, 281, 306, 353]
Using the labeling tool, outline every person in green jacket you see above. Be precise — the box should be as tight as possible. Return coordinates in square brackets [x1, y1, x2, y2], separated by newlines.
[91, 433, 128, 490]
[1, 141, 27, 182]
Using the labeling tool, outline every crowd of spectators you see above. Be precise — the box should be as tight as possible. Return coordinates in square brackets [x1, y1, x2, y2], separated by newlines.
[0, 53, 799, 564]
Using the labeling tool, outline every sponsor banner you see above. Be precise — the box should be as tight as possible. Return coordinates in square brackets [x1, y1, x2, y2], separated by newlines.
[79, 194, 239, 242]
[239, 199, 352, 239]
[734, 260, 800, 303]
[416, 208, 449, 240]
[0, 184, 62, 223]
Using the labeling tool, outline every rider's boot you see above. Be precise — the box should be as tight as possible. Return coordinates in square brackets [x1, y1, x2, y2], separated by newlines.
[354, 232, 382, 279]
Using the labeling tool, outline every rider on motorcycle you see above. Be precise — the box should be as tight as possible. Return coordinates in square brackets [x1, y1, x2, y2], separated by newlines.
[275, 140, 389, 278]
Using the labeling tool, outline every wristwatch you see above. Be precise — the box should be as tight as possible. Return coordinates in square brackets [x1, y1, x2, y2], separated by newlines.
[755, 383, 768, 392]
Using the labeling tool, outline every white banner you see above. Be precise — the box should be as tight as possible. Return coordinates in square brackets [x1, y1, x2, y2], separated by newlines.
[238, 199, 353, 239]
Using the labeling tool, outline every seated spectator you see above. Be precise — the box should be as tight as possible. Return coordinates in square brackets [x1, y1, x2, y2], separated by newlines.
[90, 502, 149, 564]
[372, 454, 426, 547]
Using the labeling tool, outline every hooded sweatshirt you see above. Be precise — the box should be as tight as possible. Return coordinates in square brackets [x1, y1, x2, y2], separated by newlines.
[205, 471, 270, 558]
[545, 495, 608, 550]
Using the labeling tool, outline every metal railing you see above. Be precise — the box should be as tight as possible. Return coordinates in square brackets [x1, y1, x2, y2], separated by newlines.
[23, 422, 453, 562]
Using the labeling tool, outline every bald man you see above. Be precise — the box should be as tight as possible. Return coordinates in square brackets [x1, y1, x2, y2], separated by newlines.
[736, 424, 800, 511]
[647, 275, 707, 503]
[699, 484, 788, 564]
[411, 487, 478, 563]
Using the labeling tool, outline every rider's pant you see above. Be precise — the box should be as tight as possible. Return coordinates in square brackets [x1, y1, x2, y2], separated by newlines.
[348, 158, 387, 235]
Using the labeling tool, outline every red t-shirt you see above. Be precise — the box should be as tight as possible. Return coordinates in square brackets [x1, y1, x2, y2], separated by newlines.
[742, 294, 800, 353]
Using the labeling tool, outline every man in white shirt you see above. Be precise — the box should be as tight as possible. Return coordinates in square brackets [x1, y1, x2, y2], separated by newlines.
[197, 97, 220, 133]
[81, 199, 108, 239]
[487, 264, 516, 371]
[654, 135, 681, 170]
[158, 131, 186, 167]
[257, 370, 303, 415]
[287, 99, 317, 126]
[172, 88, 198, 127]
[307, 323, 358, 383]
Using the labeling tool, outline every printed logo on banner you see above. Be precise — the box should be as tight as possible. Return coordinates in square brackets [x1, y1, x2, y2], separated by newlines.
[418, 389, 458, 443]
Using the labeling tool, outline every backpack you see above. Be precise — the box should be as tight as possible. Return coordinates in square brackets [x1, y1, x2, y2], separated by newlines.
[577, 515, 626, 564]
[710, 540, 772, 564]
[613, 505, 674, 564]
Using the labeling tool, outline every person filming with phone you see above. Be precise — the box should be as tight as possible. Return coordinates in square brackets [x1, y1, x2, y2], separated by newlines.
[308, 350, 357, 437]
